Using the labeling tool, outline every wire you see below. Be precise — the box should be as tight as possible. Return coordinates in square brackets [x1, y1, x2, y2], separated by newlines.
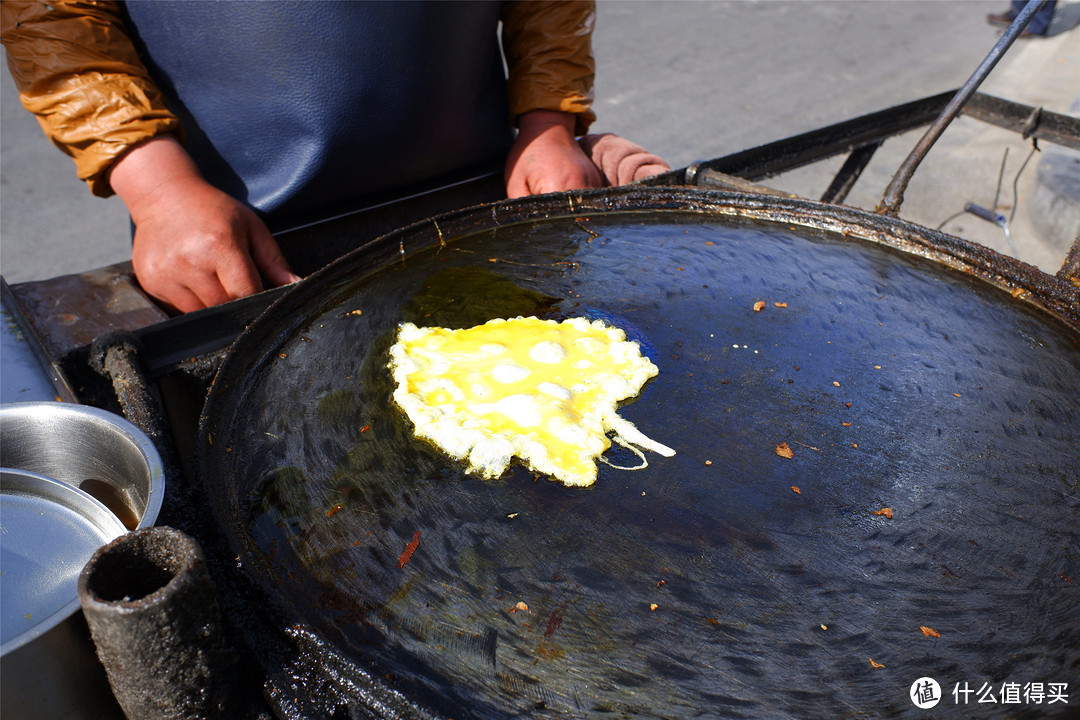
[936, 210, 966, 231]
[1008, 141, 1040, 226]
[992, 146, 1009, 211]
[939, 138, 1040, 235]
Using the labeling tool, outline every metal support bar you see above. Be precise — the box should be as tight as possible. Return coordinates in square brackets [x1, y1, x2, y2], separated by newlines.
[878, 0, 1048, 215]
[962, 94, 1080, 150]
[820, 141, 883, 205]
[694, 169, 799, 198]
[647, 90, 1079, 197]
[659, 91, 956, 186]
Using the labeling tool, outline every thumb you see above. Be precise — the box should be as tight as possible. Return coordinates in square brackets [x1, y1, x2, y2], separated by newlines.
[249, 222, 302, 287]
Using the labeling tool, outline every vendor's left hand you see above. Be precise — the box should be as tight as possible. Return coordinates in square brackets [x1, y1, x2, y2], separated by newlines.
[505, 110, 602, 198]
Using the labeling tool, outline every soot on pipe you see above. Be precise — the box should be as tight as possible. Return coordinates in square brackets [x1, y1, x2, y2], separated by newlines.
[77, 526, 241, 719]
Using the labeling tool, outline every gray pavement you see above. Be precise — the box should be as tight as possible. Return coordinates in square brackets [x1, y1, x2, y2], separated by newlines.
[2, 1, 1078, 283]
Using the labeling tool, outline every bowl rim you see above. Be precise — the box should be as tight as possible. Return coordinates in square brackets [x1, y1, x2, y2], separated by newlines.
[0, 467, 128, 655]
[0, 401, 165, 531]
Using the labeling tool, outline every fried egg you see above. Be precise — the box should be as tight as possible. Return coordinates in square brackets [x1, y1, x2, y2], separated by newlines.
[388, 316, 675, 487]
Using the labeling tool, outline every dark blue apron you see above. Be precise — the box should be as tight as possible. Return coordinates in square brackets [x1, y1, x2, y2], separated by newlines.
[122, 1, 512, 231]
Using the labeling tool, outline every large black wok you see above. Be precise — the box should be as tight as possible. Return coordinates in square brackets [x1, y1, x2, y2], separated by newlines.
[198, 188, 1079, 718]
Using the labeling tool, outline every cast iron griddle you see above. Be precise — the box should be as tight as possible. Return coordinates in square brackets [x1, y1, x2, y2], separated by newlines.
[200, 193, 1079, 718]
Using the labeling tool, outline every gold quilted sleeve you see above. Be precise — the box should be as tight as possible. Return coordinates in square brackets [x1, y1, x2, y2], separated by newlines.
[1, 0, 181, 196]
[501, 0, 596, 135]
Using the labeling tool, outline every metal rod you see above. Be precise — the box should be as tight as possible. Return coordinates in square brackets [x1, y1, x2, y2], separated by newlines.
[820, 141, 882, 204]
[962, 95, 1080, 150]
[877, 0, 1048, 216]
[687, 91, 955, 183]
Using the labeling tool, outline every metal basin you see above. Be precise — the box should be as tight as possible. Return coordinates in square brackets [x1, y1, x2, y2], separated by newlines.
[0, 468, 128, 718]
[0, 402, 164, 718]
[0, 402, 164, 531]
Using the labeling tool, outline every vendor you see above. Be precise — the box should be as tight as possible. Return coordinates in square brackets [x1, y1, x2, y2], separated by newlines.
[2, 1, 669, 312]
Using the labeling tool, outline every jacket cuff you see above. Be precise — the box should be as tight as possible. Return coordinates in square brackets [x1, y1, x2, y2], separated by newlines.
[15, 72, 184, 197]
[509, 92, 596, 136]
[1, 0, 183, 197]
[83, 122, 184, 198]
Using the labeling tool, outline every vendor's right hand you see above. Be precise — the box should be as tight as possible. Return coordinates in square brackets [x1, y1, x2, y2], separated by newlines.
[109, 137, 301, 314]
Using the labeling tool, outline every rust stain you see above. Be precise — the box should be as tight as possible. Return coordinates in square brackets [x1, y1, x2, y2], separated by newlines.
[544, 603, 568, 637]
[396, 531, 421, 569]
[534, 640, 564, 661]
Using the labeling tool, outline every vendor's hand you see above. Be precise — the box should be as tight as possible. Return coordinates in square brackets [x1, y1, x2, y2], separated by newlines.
[505, 110, 602, 198]
[109, 137, 300, 314]
[578, 133, 671, 186]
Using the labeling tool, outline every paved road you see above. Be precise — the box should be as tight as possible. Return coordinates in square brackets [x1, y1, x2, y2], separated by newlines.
[2, 0, 1076, 283]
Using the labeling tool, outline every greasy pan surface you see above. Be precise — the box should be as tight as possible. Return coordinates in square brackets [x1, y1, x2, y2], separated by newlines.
[200, 189, 1079, 718]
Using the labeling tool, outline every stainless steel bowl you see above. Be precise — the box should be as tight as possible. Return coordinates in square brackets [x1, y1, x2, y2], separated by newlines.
[0, 402, 164, 718]
[0, 402, 164, 531]
[0, 468, 129, 718]
[1, 468, 127, 649]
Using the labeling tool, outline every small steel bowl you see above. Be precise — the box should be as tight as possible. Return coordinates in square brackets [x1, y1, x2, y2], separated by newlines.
[0, 468, 128, 652]
[1, 468, 130, 718]
[0, 402, 164, 531]
[0, 402, 163, 718]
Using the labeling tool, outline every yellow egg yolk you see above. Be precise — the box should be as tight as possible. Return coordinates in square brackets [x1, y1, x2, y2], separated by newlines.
[388, 316, 675, 487]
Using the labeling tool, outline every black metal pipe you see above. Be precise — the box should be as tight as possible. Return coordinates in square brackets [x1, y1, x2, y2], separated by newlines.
[77, 527, 242, 720]
[89, 331, 175, 461]
[877, 0, 1048, 215]
[88, 330, 202, 533]
[820, 141, 882, 204]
